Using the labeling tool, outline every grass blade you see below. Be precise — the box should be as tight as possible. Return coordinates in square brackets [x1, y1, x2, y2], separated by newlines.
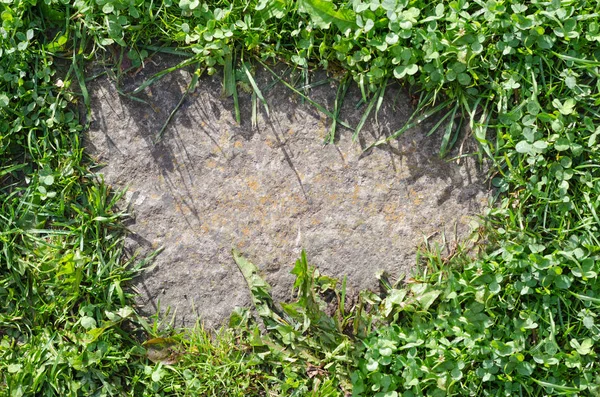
[367, 98, 453, 149]
[531, 378, 580, 393]
[131, 57, 197, 95]
[242, 61, 269, 117]
[353, 87, 379, 141]
[138, 45, 194, 57]
[223, 49, 241, 124]
[255, 57, 352, 130]
[251, 92, 258, 128]
[425, 102, 455, 137]
[223, 50, 236, 97]
[154, 66, 202, 144]
[325, 73, 350, 143]
[374, 78, 388, 126]
[439, 101, 460, 157]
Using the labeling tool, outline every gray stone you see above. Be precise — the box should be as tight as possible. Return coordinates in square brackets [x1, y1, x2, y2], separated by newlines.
[85, 55, 489, 328]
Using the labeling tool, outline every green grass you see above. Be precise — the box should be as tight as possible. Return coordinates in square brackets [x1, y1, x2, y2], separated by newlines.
[2, 0, 600, 395]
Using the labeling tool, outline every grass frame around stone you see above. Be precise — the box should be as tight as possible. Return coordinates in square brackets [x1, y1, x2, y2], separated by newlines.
[1, 0, 600, 396]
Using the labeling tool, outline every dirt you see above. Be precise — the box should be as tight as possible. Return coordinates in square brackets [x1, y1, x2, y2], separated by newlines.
[84, 55, 490, 328]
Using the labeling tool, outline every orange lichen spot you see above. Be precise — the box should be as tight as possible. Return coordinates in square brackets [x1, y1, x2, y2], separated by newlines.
[205, 159, 217, 169]
[408, 188, 423, 205]
[382, 201, 397, 214]
[246, 177, 260, 191]
[259, 194, 272, 205]
[386, 211, 405, 223]
[265, 138, 277, 148]
[352, 185, 361, 202]
[382, 201, 404, 222]
[234, 140, 243, 149]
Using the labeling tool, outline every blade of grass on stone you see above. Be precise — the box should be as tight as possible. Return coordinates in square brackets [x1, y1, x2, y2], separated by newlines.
[139, 45, 194, 58]
[426, 102, 456, 137]
[232, 80, 241, 125]
[223, 51, 236, 97]
[367, 99, 452, 149]
[300, 66, 309, 105]
[263, 66, 291, 94]
[325, 73, 350, 144]
[439, 101, 460, 157]
[154, 66, 202, 144]
[354, 97, 366, 110]
[255, 57, 352, 130]
[131, 57, 197, 95]
[374, 78, 388, 126]
[297, 78, 333, 91]
[85, 70, 109, 82]
[359, 73, 367, 102]
[116, 86, 150, 104]
[466, 96, 494, 160]
[242, 62, 269, 117]
[251, 92, 258, 128]
[353, 87, 379, 142]
[223, 50, 240, 124]
[476, 108, 492, 159]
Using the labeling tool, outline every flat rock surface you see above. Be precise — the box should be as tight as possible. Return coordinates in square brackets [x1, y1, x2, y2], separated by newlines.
[85, 55, 489, 328]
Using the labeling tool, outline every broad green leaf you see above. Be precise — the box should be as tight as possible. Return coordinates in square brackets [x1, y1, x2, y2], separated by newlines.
[555, 138, 570, 151]
[298, 0, 356, 31]
[515, 140, 532, 154]
[570, 338, 594, 355]
[179, 0, 200, 10]
[379, 346, 393, 356]
[393, 64, 417, 78]
[533, 140, 548, 152]
[256, 0, 287, 19]
[144, 338, 181, 364]
[366, 358, 379, 371]
[80, 316, 97, 329]
[552, 98, 576, 115]
[457, 72, 471, 86]
[416, 289, 440, 310]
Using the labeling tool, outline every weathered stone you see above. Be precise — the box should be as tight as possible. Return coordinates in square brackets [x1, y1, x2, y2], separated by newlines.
[85, 55, 489, 328]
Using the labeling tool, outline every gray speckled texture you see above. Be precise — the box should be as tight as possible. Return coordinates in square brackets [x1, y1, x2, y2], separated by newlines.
[85, 55, 489, 328]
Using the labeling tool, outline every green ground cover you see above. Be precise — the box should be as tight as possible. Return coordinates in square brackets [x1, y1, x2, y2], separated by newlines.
[1, 0, 600, 395]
